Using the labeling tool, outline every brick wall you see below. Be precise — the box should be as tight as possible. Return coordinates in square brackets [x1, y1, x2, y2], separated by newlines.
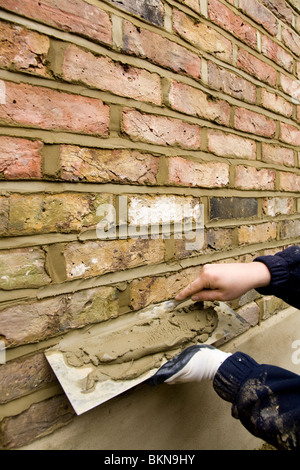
[0, 0, 299, 449]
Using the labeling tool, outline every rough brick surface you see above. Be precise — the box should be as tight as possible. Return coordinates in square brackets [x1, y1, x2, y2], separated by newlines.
[0, 137, 43, 179]
[168, 157, 229, 187]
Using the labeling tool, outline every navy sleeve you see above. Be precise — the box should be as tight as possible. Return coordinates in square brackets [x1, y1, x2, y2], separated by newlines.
[213, 352, 300, 450]
[254, 245, 300, 309]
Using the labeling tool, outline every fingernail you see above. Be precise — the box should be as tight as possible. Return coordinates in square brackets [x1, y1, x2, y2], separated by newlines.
[192, 296, 199, 301]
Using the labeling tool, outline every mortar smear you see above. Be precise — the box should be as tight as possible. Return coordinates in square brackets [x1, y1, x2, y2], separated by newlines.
[58, 302, 218, 393]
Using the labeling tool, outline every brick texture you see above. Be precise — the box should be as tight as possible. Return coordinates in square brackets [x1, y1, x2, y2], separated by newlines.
[0, 0, 300, 450]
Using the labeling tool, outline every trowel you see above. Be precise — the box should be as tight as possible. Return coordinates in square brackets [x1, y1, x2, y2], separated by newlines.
[45, 299, 246, 415]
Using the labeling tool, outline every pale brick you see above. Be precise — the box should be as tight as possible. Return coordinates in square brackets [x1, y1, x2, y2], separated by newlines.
[123, 21, 201, 79]
[168, 80, 230, 125]
[234, 108, 276, 137]
[235, 165, 276, 190]
[279, 171, 300, 192]
[0, 81, 109, 135]
[0, 0, 112, 45]
[261, 89, 293, 117]
[237, 301, 259, 326]
[173, 9, 232, 63]
[64, 238, 165, 280]
[0, 20, 50, 76]
[62, 44, 162, 105]
[122, 108, 202, 149]
[208, 61, 256, 103]
[238, 222, 277, 245]
[280, 123, 300, 146]
[262, 35, 294, 72]
[280, 74, 300, 103]
[168, 157, 229, 188]
[239, 0, 277, 35]
[0, 137, 42, 179]
[280, 219, 300, 239]
[282, 26, 300, 57]
[263, 197, 294, 217]
[262, 143, 294, 166]
[0, 248, 50, 290]
[207, 129, 256, 159]
[60, 145, 159, 184]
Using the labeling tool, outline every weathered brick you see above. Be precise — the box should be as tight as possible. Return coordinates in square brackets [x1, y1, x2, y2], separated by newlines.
[0, 0, 112, 45]
[168, 157, 229, 187]
[282, 26, 300, 57]
[234, 108, 276, 137]
[62, 44, 162, 105]
[207, 228, 233, 250]
[237, 49, 277, 86]
[0, 286, 118, 347]
[235, 165, 276, 190]
[2, 193, 112, 237]
[239, 0, 277, 35]
[208, 0, 257, 49]
[60, 145, 159, 184]
[64, 238, 165, 280]
[0, 81, 110, 135]
[208, 61, 256, 103]
[260, 0, 293, 25]
[0, 353, 55, 403]
[0, 197, 9, 234]
[0, 248, 51, 290]
[262, 143, 294, 166]
[279, 171, 300, 192]
[261, 88, 293, 117]
[210, 197, 258, 220]
[238, 222, 277, 245]
[262, 197, 294, 216]
[280, 219, 300, 239]
[167, 80, 230, 125]
[280, 122, 300, 146]
[123, 21, 201, 79]
[173, 9, 233, 63]
[0, 137, 42, 179]
[280, 74, 300, 103]
[106, 0, 165, 26]
[176, 0, 200, 12]
[237, 301, 259, 326]
[0, 21, 50, 76]
[122, 108, 202, 149]
[261, 35, 294, 72]
[207, 129, 256, 160]
[0, 395, 74, 449]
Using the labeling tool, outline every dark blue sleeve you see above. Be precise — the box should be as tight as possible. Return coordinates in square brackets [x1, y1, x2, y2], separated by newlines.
[254, 245, 300, 309]
[213, 352, 300, 450]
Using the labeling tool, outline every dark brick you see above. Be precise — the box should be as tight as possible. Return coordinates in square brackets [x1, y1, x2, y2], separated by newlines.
[210, 197, 258, 220]
[106, 0, 164, 26]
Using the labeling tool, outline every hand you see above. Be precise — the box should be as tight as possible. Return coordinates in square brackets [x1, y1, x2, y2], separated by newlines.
[175, 262, 271, 303]
[147, 344, 231, 385]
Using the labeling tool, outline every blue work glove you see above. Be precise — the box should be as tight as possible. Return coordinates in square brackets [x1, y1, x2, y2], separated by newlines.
[147, 344, 231, 385]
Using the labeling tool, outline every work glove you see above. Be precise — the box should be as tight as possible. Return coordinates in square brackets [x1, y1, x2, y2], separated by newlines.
[147, 344, 231, 385]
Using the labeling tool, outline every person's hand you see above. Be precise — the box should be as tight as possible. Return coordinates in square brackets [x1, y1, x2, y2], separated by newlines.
[175, 262, 271, 303]
[147, 345, 231, 385]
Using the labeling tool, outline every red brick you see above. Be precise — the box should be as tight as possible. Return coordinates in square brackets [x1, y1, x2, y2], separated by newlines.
[168, 156, 229, 187]
[173, 9, 233, 63]
[60, 145, 159, 184]
[235, 165, 276, 190]
[280, 74, 300, 103]
[260, 0, 293, 25]
[282, 26, 300, 57]
[262, 143, 295, 167]
[261, 35, 294, 72]
[279, 171, 300, 192]
[0, 81, 109, 135]
[207, 129, 256, 159]
[237, 49, 277, 86]
[122, 108, 202, 149]
[261, 89, 293, 117]
[234, 108, 276, 137]
[208, 61, 256, 103]
[208, 0, 257, 49]
[0, 0, 112, 45]
[168, 80, 230, 125]
[123, 21, 201, 79]
[0, 21, 50, 77]
[62, 44, 161, 106]
[239, 0, 277, 35]
[0, 137, 42, 179]
[280, 122, 300, 146]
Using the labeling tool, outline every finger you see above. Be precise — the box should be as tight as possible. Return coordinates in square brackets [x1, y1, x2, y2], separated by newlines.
[175, 278, 205, 300]
[191, 289, 223, 302]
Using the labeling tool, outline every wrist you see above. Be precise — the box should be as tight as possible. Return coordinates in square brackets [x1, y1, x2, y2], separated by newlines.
[251, 261, 271, 288]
